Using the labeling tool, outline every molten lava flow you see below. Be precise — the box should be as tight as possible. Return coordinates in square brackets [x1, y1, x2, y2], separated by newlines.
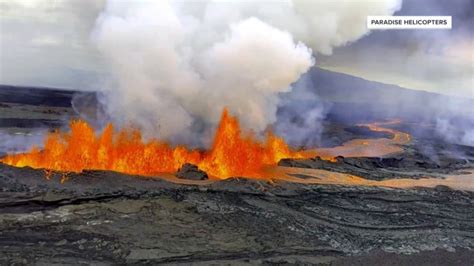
[198, 110, 304, 177]
[306, 120, 412, 159]
[1, 109, 305, 179]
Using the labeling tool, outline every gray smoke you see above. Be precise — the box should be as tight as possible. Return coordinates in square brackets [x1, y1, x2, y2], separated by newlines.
[436, 118, 474, 146]
[0, 130, 48, 155]
[91, 0, 402, 144]
[274, 73, 330, 148]
[312, 0, 473, 147]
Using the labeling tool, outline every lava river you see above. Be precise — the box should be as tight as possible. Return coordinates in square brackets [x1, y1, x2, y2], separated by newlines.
[1, 109, 312, 179]
[6, 107, 450, 185]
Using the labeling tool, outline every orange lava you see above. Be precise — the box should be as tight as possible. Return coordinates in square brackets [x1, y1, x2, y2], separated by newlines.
[306, 119, 411, 159]
[1, 109, 308, 179]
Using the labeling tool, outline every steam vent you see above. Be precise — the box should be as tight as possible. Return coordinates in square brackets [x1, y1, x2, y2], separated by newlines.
[0, 0, 473, 264]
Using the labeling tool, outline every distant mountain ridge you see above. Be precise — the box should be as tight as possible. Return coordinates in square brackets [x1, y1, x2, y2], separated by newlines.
[310, 67, 470, 103]
[0, 85, 76, 107]
[1, 67, 471, 123]
[304, 67, 473, 123]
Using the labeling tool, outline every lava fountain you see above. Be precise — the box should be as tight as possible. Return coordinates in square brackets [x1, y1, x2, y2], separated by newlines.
[1, 109, 315, 179]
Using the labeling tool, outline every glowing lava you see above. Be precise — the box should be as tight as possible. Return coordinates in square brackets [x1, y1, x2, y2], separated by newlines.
[1, 109, 307, 179]
[306, 120, 411, 159]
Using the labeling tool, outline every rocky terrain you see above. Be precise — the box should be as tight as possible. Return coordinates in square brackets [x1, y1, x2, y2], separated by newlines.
[0, 84, 473, 264]
[0, 164, 473, 264]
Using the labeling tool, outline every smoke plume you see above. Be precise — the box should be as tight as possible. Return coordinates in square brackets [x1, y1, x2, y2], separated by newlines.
[91, 0, 402, 144]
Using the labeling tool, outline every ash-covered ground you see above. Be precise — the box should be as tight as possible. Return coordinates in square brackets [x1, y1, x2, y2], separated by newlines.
[0, 80, 473, 265]
[1, 165, 473, 265]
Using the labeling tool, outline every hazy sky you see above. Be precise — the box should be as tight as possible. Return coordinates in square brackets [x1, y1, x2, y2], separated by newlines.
[317, 0, 473, 98]
[0, 0, 472, 98]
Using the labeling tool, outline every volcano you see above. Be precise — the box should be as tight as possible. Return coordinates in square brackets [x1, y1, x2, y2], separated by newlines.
[0, 68, 473, 264]
[1, 108, 308, 179]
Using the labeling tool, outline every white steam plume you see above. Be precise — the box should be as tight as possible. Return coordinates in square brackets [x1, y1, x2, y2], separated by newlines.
[92, 0, 401, 144]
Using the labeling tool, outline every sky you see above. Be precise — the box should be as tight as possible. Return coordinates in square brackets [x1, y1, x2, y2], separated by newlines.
[317, 0, 473, 98]
[0, 0, 472, 98]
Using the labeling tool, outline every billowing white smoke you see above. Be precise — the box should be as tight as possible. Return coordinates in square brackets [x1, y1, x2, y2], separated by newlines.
[436, 118, 474, 146]
[92, 0, 401, 144]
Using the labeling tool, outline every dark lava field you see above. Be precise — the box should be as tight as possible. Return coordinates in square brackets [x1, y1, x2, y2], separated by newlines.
[0, 82, 473, 265]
